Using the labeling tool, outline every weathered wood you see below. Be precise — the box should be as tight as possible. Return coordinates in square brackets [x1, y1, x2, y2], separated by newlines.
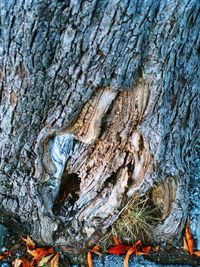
[0, 0, 199, 254]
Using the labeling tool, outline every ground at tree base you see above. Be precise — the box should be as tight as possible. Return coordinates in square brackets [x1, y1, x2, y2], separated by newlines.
[0, 157, 200, 267]
[1, 144, 199, 267]
[91, 255, 200, 267]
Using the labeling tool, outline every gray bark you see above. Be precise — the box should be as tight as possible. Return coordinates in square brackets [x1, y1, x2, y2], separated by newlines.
[0, 0, 199, 255]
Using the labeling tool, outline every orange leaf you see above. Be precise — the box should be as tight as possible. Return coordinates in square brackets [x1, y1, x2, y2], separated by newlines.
[0, 251, 11, 261]
[185, 217, 194, 255]
[183, 237, 189, 252]
[22, 236, 36, 250]
[112, 236, 122, 246]
[124, 247, 135, 267]
[108, 245, 131, 255]
[87, 251, 93, 267]
[28, 247, 54, 261]
[90, 245, 103, 256]
[135, 240, 142, 248]
[38, 254, 54, 266]
[50, 252, 59, 267]
[92, 245, 101, 251]
[194, 251, 200, 257]
[142, 246, 155, 254]
[13, 257, 33, 267]
[136, 251, 148, 255]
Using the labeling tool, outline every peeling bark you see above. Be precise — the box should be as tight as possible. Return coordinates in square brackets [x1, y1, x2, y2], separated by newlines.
[0, 0, 199, 256]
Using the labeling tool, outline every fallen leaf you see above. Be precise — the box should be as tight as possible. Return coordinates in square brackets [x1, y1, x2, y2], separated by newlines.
[124, 241, 157, 266]
[124, 246, 135, 267]
[13, 257, 34, 267]
[22, 236, 36, 250]
[194, 251, 200, 257]
[136, 251, 148, 255]
[91, 245, 101, 251]
[38, 254, 54, 266]
[90, 245, 103, 256]
[135, 240, 142, 248]
[142, 246, 155, 254]
[28, 247, 54, 261]
[50, 253, 59, 267]
[183, 237, 189, 252]
[87, 251, 93, 267]
[185, 217, 194, 255]
[0, 251, 11, 261]
[108, 244, 132, 255]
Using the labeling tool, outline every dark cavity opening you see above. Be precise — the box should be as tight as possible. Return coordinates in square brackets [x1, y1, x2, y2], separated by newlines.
[52, 172, 81, 215]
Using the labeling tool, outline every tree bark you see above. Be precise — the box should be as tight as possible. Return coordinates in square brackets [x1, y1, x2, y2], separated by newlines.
[0, 0, 199, 254]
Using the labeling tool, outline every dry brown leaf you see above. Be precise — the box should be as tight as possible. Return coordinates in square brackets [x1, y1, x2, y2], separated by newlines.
[38, 254, 54, 266]
[136, 251, 148, 255]
[142, 246, 153, 254]
[183, 217, 200, 258]
[92, 245, 101, 251]
[124, 240, 157, 266]
[22, 236, 36, 250]
[185, 217, 194, 255]
[183, 237, 189, 252]
[50, 253, 59, 267]
[13, 257, 34, 267]
[90, 245, 103, 256]
[28, 247, 54, 261]
[124, 246, 135, 267]
[135, 240, 142, 247]
[194, 251, 200, 257]
[87, 251, 93, 267]
[0, 251, 11, 261]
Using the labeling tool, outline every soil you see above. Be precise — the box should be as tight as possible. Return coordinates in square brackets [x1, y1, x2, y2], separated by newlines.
[1, 228, 200, 267]
[146, 247, 200, 266]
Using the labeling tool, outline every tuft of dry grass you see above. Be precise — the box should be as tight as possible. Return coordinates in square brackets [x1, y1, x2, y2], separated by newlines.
[111, 195, 160, 243]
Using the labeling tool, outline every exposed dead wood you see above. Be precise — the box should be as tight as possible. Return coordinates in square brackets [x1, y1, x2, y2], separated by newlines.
[0, 1, 199, 258]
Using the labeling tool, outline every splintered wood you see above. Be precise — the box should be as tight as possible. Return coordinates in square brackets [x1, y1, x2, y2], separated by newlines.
[40, 85, 155, 243]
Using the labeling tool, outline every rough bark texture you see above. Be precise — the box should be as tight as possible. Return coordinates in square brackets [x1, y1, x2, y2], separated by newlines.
[0, 0, 199, 254]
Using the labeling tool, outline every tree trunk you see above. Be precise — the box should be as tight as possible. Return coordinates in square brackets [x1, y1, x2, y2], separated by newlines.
[0, 0, 199, 255]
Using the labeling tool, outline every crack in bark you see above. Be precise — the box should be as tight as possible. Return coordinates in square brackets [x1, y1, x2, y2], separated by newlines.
[36, 83, 157, 244]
